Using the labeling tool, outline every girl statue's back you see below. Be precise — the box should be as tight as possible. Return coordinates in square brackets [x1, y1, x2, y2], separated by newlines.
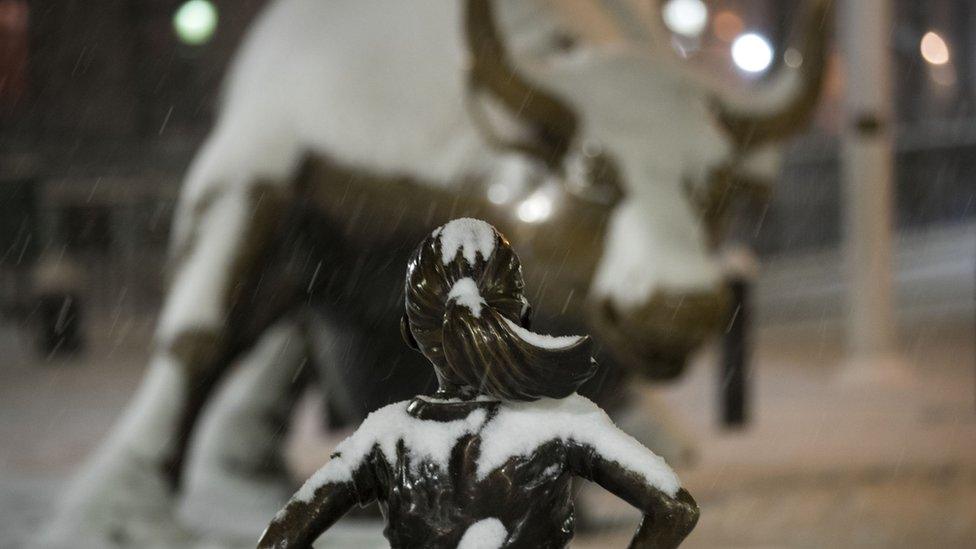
[258, 218, 698, 548]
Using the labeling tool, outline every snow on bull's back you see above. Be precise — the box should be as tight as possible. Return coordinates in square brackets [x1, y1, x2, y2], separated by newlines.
[436, 218, 497, 265]
[477, 394, 681, 496]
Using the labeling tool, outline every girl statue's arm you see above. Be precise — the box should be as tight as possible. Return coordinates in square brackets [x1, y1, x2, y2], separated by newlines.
[256, 448, 380, 549]
[568, 443, 699, 549]
[256, 480, 359, 549]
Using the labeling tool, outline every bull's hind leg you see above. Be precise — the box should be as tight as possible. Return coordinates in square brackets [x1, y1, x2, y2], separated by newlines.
[39, 183, 300, 547]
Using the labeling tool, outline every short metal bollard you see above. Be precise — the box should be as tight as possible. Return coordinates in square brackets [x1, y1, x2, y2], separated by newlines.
[719, 247, 757, 428]
[721, 276, 750, 427]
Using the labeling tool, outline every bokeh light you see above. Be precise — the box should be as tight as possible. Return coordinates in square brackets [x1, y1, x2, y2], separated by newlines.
[487, 183, 512, 205]
[784, 47, 803, 68]
[173, 0, 218, 46]
[712, 10, 743, 42]
[662, 0, 708, 38]
[731, 33, 774, 73]
[517, 192, 553, 223]
[0, 0, 29, 30]
[920, 31, 950, 65]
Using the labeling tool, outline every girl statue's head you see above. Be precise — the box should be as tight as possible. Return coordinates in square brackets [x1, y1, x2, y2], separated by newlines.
[402, 218, 596, 401]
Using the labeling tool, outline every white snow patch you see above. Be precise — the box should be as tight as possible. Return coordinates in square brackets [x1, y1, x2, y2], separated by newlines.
[209, 0, 494, 192]
[500, 317, 584, 349]
[416, 394, 499, 404]
[295, 401, 489, 503]
[541, 464, 561, 477]
[448, 277, 485, 317]
[457, 518, 508, 549]
[294, 394, 680, 505]
[591, 200, 719, 309]
[438, 218, 496, 266]
[477, 394, 681, 496]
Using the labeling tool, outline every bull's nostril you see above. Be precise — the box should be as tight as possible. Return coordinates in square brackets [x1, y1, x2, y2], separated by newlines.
[602, 300, 620, 325]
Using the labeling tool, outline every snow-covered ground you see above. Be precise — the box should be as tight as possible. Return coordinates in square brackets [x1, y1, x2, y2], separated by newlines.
[1, 299, 974, 547]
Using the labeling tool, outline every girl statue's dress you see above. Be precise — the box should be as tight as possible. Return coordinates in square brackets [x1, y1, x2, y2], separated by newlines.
[258, 218, 698, 548]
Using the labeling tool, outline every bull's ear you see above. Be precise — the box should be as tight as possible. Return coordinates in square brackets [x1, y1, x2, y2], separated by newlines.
[466, 89, 544, 158]
[400, 314, 420, 351]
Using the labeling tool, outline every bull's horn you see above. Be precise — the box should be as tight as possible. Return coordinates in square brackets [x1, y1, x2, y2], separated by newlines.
[464, 0, 579, 167]
[712, 0, 832, 150]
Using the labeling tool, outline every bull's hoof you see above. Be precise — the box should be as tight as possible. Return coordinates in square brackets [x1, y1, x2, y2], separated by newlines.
[35, 502, 197, 549]
[34, 450, 193, 548]
[36, 516, 195, 549]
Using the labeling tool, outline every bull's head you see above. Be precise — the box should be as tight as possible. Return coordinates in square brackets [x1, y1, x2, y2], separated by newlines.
[464, 0, 829, 379]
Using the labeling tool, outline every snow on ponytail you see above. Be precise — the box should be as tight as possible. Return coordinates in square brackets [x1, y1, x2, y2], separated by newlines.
[404, 218, 596, 401]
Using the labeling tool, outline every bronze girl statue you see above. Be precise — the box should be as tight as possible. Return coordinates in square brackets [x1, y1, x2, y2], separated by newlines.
[257, 218, 698, 548]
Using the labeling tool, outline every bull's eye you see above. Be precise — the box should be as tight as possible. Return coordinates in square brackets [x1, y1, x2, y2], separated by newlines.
[588, 154, 621, 187]
[552, 32, 577, 53]
[563, 147, 625, 207]
[582, 140, 604, 158]
[602, 300, 621, 326]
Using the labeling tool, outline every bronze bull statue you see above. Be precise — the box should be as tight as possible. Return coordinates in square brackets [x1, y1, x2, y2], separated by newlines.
[40, 0, 829, 545]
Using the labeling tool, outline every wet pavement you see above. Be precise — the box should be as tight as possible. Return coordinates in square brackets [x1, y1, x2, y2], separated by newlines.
[1, 311, 973, 548]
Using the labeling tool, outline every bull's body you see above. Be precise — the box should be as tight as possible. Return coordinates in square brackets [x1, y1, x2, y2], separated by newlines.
[41, 0, 827, 545]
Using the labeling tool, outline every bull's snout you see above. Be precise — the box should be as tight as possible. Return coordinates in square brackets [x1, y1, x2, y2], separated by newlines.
[589, 288, 729, 381]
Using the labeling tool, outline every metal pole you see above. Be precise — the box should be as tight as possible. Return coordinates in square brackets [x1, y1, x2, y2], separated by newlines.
[721, 276, 750, 427]
[839, 0, 902, 379]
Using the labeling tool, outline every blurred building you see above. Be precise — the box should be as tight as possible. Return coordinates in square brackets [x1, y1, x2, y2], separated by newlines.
[764, 0, 976, 254]
[0, 0, 267, 317]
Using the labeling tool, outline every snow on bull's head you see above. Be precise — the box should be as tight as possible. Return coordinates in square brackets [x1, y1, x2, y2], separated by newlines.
[473, 0, 830, 377]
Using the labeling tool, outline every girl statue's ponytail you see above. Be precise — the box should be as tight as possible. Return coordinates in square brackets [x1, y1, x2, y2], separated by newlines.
[404, 219, 596, 401]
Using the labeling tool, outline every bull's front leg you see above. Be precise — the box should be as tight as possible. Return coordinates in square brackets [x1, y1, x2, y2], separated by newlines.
[40, 182, 298, 547]
[180, 317, 312, 539]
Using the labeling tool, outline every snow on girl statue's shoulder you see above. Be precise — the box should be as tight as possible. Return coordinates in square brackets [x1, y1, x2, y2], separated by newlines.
[257, 218, 699, 549]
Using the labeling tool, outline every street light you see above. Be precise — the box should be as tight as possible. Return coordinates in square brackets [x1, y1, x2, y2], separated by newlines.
[731, 32, 773, 74]
[662, 0, 709, 38]
[173, 0, 218, 46]
[920, 31, 950, 65]
[517, 191, 554, 224]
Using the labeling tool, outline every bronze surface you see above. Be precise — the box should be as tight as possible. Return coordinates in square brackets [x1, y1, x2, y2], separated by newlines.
[298, 151, 719, 385]
[465, 0, 578, 168]
[257, 397, 699, 548]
